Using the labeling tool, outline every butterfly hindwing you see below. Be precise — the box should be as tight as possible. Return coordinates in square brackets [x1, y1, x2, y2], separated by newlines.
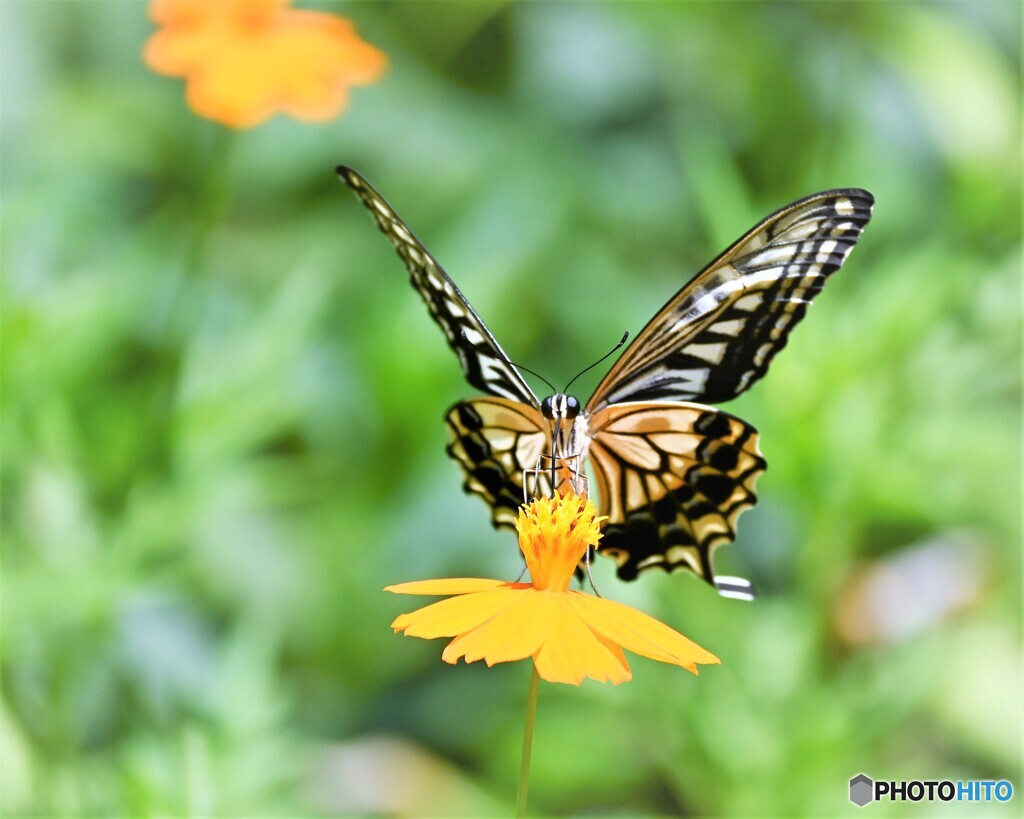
[337, 166, 538, 406]
[444, 398, 549, 530]
[585, 402, 765, 597]
[590, 188, 874, 408]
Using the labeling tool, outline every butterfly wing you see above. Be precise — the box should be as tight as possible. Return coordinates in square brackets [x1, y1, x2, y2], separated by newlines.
[337, 166, 539, 407]
[589, 189, 874, 408]
[445, 398, 549, 530]
[583, 402, 765, 599]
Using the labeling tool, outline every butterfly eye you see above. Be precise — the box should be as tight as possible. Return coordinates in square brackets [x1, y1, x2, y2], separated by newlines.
[540, 396, 556, 419]
[564, 396, 581, 418]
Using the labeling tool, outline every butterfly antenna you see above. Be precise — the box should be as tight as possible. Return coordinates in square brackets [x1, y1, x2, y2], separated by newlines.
[457, 329, 558, 393]
[509, 361, 557, 394]
[562, 331, 629, 393]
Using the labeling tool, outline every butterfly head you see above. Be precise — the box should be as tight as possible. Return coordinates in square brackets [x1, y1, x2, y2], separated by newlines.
[540, 393, 581, 421]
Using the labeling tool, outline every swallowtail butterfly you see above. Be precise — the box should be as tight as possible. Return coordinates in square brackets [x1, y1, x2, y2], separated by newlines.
[338, 166, 873, 600]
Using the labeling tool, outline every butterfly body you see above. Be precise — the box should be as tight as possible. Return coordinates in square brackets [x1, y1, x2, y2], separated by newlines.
[338, 166, 874, 600]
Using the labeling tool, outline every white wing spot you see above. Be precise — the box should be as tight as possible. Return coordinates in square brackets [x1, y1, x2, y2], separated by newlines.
[834, 197, 855, 216]
[688, 342, 727, 364]
[744, 267, 791, 287]
[446, 299, 465, 318]
[462, 327, 485, 346]
[714, 318, 746, 336]
[735, 293, 764, 312]
[676, 368, 710, 392]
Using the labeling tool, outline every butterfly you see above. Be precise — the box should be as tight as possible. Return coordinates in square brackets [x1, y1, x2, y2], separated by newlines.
[337, 166, 873, 600]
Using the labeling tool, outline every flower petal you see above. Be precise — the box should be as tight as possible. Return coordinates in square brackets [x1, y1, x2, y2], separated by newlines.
[386, 578, 523, 595]
[391, 589, 523, 638]
[442, 591, 550, 666]
[144, 1, 386, 129]
[532, 595, 632, 685]
[592, 632, 631, 672]
[566, 592, 720, 673]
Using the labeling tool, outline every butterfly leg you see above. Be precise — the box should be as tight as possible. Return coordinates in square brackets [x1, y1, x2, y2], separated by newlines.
[563, 453, 589, 498]
[522, 465, 550, 504]
[522, 451, 549, 503]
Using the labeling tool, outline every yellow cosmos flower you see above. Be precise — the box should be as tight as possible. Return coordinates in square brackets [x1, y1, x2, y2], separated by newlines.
[386, 493, 720, 685]
[144, 0, 387, 129]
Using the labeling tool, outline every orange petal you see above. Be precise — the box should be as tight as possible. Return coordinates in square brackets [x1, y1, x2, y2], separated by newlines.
[144, 2, 386, 129]
[142, 28, 195, 76]
[385, 578, 523, 595]
[149, 0, 288, 27]
[442, 591, 550, 666]
[148, 0, 223, 27]
[532, 595, 632, 685]
[592, 631, 632, 672]
[566, 592, 720, 673]
[391, 589, 522, 638]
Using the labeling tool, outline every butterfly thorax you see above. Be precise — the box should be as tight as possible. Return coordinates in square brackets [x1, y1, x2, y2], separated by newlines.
[537, 392, 590, 463]
[536, 396, 593, 498]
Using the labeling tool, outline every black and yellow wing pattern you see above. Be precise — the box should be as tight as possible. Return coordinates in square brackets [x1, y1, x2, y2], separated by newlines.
[338, 166, 874, 599]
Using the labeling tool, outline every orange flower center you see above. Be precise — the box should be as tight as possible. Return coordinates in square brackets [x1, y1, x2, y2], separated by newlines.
[515, 494, 604, 591]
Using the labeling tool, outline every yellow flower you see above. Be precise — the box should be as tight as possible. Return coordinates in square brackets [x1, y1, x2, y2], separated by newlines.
[144, 0, 387, 129]
[386, 493, 720, 685]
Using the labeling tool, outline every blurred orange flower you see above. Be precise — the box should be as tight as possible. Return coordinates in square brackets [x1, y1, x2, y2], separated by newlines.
[386, 493, 720, 685]
[144, 0, 387, 128]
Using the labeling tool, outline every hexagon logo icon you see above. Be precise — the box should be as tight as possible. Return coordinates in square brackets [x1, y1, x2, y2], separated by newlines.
[849, 773, 874, 807]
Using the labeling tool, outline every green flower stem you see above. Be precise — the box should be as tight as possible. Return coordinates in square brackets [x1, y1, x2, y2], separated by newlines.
[184, 127, 234, 278]
[159, 127, 233, 339]
[515, 665, 541, 818]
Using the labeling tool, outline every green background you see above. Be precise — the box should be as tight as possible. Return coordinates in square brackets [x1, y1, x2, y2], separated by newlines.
[2, 1, 1021, 816]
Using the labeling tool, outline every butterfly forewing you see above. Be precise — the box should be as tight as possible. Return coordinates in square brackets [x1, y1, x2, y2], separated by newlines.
[586, 403, 765, 595]
[337, 166, 538, 407]
[589, 189, 874, 408]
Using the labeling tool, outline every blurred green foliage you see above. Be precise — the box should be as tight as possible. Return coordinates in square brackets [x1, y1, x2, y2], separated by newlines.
[1, 1, 1021, 816]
